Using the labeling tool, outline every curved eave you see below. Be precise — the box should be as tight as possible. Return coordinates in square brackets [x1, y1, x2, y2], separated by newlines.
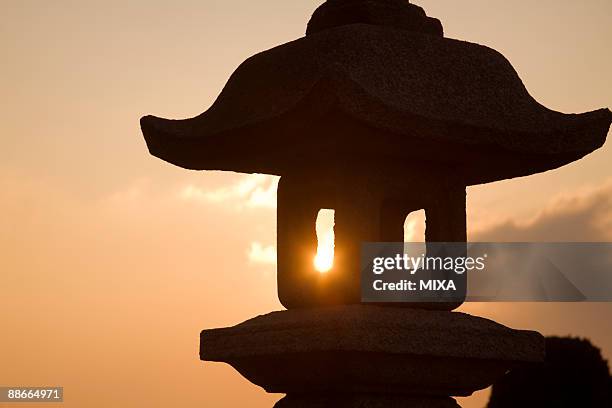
[140, 24, 612, 184]
[141, 105, 610, 186]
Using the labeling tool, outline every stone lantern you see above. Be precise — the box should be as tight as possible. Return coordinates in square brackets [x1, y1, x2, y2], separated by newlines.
[140, 0, 611, 406]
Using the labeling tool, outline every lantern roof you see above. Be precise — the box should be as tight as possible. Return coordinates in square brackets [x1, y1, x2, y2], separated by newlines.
[140, 0, 611, 185]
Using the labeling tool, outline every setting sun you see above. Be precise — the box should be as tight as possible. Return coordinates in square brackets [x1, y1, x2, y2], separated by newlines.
[314, 244, 334, 273]
[314, 209, 335, 273]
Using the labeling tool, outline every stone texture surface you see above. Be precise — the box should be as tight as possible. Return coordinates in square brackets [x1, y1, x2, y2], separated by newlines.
[140, 0, 611, 184]
[275, 394, 460, 408]
[200, 306, 544, 396]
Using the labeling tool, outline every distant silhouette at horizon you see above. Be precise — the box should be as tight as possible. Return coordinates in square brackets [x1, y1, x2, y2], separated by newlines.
[488, 336, 612, 407]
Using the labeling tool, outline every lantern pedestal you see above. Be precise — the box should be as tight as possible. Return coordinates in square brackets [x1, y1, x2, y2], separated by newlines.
[275, 394, 459, 407]
[200, 306, 544, 407]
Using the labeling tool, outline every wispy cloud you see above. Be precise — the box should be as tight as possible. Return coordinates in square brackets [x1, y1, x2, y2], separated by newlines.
[247, 241, 277, 265]
[180, 174, 279, 210]
[472, 180, 612, 242]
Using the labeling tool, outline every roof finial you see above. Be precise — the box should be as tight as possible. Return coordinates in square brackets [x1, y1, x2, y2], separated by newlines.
[306, 0, 443, 36]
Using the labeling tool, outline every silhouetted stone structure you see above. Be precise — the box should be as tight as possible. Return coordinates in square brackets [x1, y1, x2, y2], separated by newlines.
[202, 306, 544, 407]
[141, 0, 611, 310]
[140, 0, 610, 406]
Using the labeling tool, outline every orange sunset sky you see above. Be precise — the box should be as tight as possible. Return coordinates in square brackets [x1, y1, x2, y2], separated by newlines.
[1, 1, 611, 407]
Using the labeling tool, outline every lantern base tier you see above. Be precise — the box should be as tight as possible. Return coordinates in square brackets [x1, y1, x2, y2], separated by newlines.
[200, 305, 543, 397]
[274, 394, 460, 408]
